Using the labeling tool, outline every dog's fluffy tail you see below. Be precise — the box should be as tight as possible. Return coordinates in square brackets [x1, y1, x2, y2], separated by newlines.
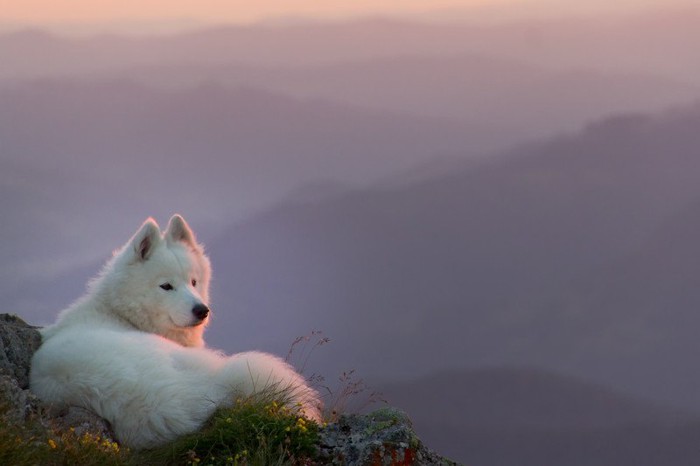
[217, 350, 323, 422]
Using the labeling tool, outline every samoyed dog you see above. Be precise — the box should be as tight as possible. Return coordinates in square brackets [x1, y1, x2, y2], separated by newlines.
[30, 215, 321, 448]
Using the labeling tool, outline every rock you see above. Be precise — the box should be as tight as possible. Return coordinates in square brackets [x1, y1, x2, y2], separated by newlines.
[0, 314, 44, 424]
[48, 405, 115, 439]
[0, 374, 42, 422]
[0, 313, 116, 441]
[319, 407, 460, 465]
[0, 314, 42, 389]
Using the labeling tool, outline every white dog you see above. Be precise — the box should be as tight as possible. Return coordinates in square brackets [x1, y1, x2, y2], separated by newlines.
[30, 215, 321, 448]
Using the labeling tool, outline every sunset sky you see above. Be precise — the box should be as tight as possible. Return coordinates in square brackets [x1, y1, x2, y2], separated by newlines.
[0, 0, 684, 27]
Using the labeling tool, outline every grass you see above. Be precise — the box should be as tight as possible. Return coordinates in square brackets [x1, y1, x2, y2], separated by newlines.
[285, 330, 387, 422]
[0, 392, 319, 466]
[0, 402, 130, 466]
[319, 369, 387, 422]
[134, 391, 320, 466]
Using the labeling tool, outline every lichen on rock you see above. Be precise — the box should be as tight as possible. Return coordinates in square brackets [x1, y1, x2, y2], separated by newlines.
[318, 407, 459, 465]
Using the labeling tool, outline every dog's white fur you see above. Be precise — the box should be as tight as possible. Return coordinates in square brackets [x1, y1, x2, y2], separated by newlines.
[30, 215, 321, 448]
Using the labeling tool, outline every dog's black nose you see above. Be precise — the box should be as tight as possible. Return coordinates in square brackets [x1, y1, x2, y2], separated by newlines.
[192, 304, 210, 320]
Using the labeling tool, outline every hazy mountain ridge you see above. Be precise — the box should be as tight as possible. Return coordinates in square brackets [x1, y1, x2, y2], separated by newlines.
[561, 198, 700, 408]
[200, 103, 700, 412]
[382, 366, 691, 431]
[2, 12, 697, 164]
[0, 77, 474, 267]
[0, 79, 472, 175]
[2, 9, 700, 75]
[381, 367, 699, 464]
[97, 54, 699, 149]
[0, 77, 477, 325]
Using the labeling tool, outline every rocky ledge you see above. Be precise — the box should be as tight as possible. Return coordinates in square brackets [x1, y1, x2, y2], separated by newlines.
[319, 408, 456, 465]
[0, 314, 458, 465]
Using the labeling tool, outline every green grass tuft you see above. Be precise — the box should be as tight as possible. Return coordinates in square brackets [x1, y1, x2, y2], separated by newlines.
[131, 392, 320, 466]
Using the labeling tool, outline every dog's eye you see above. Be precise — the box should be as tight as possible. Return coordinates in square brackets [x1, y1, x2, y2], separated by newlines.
[191, 279, 197, 287]
[159, 283, 174, 291]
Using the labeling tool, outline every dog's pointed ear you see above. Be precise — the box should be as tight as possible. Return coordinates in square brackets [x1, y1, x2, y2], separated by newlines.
[131, 218, 161, 261]
[165, 214, 196, 248]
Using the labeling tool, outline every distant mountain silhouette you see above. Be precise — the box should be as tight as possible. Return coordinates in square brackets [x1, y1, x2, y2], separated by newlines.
[105, 54, 699, 151]
[0, 81, 470, 227]
[564, 199, 700, 408]
[0, 78, 473, 323]
[380, 367, 697, 465]
[1, 15, 698, 155]
[1, 11, 699, 79]
[202, 104, 700, 413]
[383, 366, 686, 431]
[0, 80, 471, 187]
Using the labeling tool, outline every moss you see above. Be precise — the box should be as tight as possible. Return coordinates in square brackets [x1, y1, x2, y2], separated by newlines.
[363, 407, 411, 437]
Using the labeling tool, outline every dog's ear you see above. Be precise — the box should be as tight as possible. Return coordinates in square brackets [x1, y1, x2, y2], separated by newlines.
[131, 218, 161, 261]
[165, 214, 197, 248]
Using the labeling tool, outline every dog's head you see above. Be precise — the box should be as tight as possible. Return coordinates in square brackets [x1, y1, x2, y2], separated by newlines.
[104, 214, 212, 347]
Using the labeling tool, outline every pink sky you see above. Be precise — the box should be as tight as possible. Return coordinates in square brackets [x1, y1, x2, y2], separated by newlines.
[0, 0, 490, 23]
[0, 0, 681, 25]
